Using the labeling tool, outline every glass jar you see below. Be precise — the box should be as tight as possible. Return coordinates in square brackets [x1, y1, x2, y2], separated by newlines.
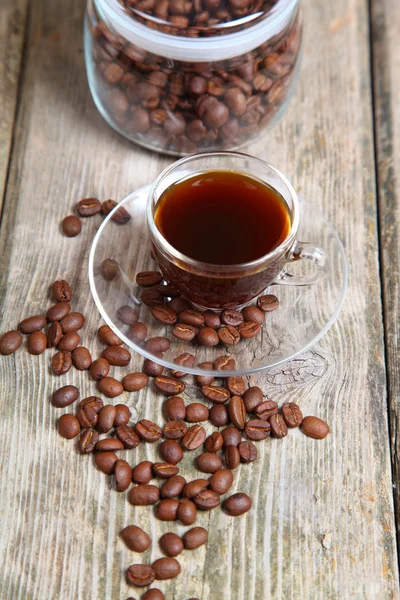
[84, 0, 302, 156]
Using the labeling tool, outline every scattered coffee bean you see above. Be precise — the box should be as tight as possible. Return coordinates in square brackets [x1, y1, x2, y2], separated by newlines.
[72, 346, 92, 370]
[182, 527, 208, 550]
[160, 475, 186, 499]
[168, 297, 191, 313]
[269, 413, 288, 438]
[163, 420, 187, 440]
[241, 305, 265, 324]
[129, 485, 160, 506]
[46, 302, 71, 322]
[77, 404, 98, 429]
[301, 416, 330, 439]
[238, 441, 257, 463]
[214, 355, 236, 371]
[58, 331, 81, 352]
[114, 403, 131, 426]
[132, 461, 154, 484]
[98, 324, 123, 345]
[177, 499, 197, 525]
[129, 321, 148, 342]
[209, 469, 234, 495]
[80, 396, 103, 413]
[281, 402, 303, 428]
[155, 283, 180, 297]
[60, 312, 85, 333]
[112, 205, 131, 225]
[47, 322, 63, 347]
[196, 452, 223, 473]
[197, 327, 219, 347]
[76, 197, 101, 217]
[171, 352, 195, 377]
[203, 311, 221, 329]
[120, 525, 151, 552]
[101, 199, 117, 215]
[221, 426, 241, 447]
[116, 424, 141, 448]
[143, 359, 164, 377]
[145, 337, 171, 353]
[62, 215, 81, 237]
[182, 479, 208, 499]
[152, 305, 178, 325]
[52, 351, 72, 375]
[155, 375, 185, 396]
[0, 330, 22, 355]
[201, 385, 230, 404]
[117, 305, 139, 325]
[95, 438, 125, 452]
[205, 432, 224, 453]
[228, 396, 246, 430]
[221, 309, 243, 327]
[257, 294, 279, 312]
[164, 396, 186, 420]
[89, 357, 110, 380]
[254, 400, 278, 420]
[136, 419, 162, 442]
[152, 557, 181, 580]
[224, 492, 252, 516]
[238, 321, 261, 339]
[20, 315, 47, 334]
[243, 386, 263, 412]
[115, 459, 133, 492]
[97, 405, 117, 433]
[136, 271, 163, 287]
[172, 323, 198, 341]
[185, 403, 209, 423]
[142, 589, 165, 600]
[28, 331, 47, 355]
[141, 288, 164, 307]
[153, 463, 179, 478]
[51, 385, 80, 408]
[225, 445, 240, 469]
[122, 372, 149, 392]
[226, 376, 246, 396]
[52, 280, 72, 303]
[101, 258, 119, 280]
[245, 418, 271, 440]
[209, 404, 229, 427]
[155, 498, 180, 520]
[194, 362, 215, 386]
[194, 489, 220, 510]
[159, 439, 184, 465]
[102, 345, 131, 366]
[126, 564, 155, 587]
[181, 425, 206, 450]
[179, 309, 204, 327]
[78, 429, 99, 454]
[58, 414, 81, 439]
[159, 532, 184, 557]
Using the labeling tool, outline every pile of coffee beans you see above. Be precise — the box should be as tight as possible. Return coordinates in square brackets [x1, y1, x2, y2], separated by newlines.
[62, 197, 131, 237]
[86, 1, 301, 155]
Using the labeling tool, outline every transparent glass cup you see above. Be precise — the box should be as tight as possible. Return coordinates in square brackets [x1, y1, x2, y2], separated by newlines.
[147, 152, 329, 310]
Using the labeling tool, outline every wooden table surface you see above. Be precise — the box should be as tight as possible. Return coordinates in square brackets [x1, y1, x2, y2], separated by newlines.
[1, 0, 400, 598]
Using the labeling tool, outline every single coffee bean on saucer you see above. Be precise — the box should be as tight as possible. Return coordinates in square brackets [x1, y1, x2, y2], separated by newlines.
[100, 258, 119, 280]
[238, 321, 261, 339]
[194, 362, 214, 386]
[179, 309, 205, 327]
[145, 337, 170, 353]
[112, 205, 131, 224]
[141, 288, 164, 307]
[257, 294, 279, 312]
[129, 321, 147, 342]
[143, 359, 164, 377]
[214, 355, 236, 371]
[117, 305, 138, 325]
[152, 305, 178, 325]
[136, 271, 163, 287]
[203, 311, 221, 329]
[197, 327, 219, 347]
[172, 323, 198, 341]
[221, 309, 243, 327]
[171, 352, 196, 377]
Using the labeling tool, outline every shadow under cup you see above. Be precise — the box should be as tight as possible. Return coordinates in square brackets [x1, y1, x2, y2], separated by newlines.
[147, 152, 300, 311]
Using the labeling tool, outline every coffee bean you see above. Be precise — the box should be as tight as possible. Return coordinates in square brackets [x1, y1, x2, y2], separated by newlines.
[47, 322, 63, 347]
[152, 305, 178, 325]
[221, 426, 241, 447]
[159, 532, 184, 557]
[226, 376, 245, 396]
[172, 323, 198, 341]
[72, 346, 92, 370]
[136, 271, 163, 287]
[102, 345, 131, 366]
[141, 288, 164, 307]
[238, 321, 261, 339]
[177, 499, 197, 525]
[241, 305, 265, 324]
[89, 358, 110, 380]
[101, 199, 117, 215]
[95, 451, 119, 474]
[245, 418, 271, 440]
[182, 527, 208, 550]
[225, 445, 240, 469]
[51, 385, 79, 408]
[185, 403, 209, 423]
[253, 400, 278, 420]
[153, 463, 179, 478]
[135, 419, 162, 442]
[168, 296, 191, 313]
[281, 402, 303, 427]
[47, 302, 71, 322]
[209, 468, 234, 495]
[27, 331, 47, 355]
[159, 439, 183, 465]
[114, 403, 131, 426]
[214, 355, 236, 371]
[201, 385, 230, 404]
[52, 280, 72, 303]
[178, 309, 204, 327]
[62, 215, 81, 237]
[203, 311, 221, 329]
[160, 475, 186, 499]
[58, 414, 81, 439]
[60, 312, 85, 333]
[218, 325, 240, 346]
[155, 376, 185, 396]
[155, 498, 180, 520]
[181, 479, 208, 499]
[243, 386, 263, 412]
[164, 396, 186, 420]
[224, 87, 247, 115]
[115, 459, 132, 492]
[197, 327, 219, 347]
[224, 492, 252, 516]
[78, 429, 99, 454]
[257, 294, 279, 312]
[144, 358, 166, 379]
[120, 525, 151, 552]
[76, 197, 101, 217]
[132, 461, 154, 484]
[117, 305, 139, 325]
[142, 589, 165, 600]
[228, 396, 246, 430]
[209, 404, 229, 427]
[58, 332, 81, 352]
[221, 309, 243, 327]
[194, 489, 220, 510]
[98, 325, 123, 346]
[20, 315, 47, 334]
[77, 404, 99, 429]
[122, 372, 149, 392]
[205, 431, 223, 453]
[0, 330, 22, 355]
[196, 452, 223, 473]
[80, 396, 103, 413]
[100, 258, 119, 280]
[238, 441, 257, 463]
[194, 362, 215, 386]
[129, 484, 160, 505]
[155, 283, 180, 297]
[163, 420, 187, 441]
[52, 351, 72, 375]
[97, 405, 117, 433]
[95, 438, 125, 452]
[152, 557, 180, 580]
[112, 205, 131, 224]
[171, 352, 195, 377]
[301, 416, 330, 439]
[181, 425, 206, 450]
[145, 337, 170, 353]
[116, 425, 141, 448]
[129, 322, 148, 342]
[126, 564, 155, 587]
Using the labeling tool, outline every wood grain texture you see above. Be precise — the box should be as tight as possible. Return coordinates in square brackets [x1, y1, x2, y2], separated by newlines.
[0, 0, 399, 599]
[371, 0, 400, 555]
[0, 0, 28, 210]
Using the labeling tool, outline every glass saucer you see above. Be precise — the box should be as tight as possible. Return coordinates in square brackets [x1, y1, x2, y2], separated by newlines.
[89, 185, 348, 377]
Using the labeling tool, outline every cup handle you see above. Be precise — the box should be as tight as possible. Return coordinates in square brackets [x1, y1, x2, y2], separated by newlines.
[273, 241, 329, 286]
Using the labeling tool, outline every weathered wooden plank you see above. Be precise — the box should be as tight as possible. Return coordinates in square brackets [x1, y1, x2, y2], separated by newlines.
[371, 0, 400, 555]
[0, 0, 398, 599]
[0, 0, 28, 210]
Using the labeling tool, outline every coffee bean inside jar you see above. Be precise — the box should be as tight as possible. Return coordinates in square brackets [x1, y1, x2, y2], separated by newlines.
[85, 0, 302, 155]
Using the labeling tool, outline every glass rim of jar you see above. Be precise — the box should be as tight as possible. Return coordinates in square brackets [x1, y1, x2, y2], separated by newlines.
[94, 0, 298, 62]
[147, 151, 299, 275]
